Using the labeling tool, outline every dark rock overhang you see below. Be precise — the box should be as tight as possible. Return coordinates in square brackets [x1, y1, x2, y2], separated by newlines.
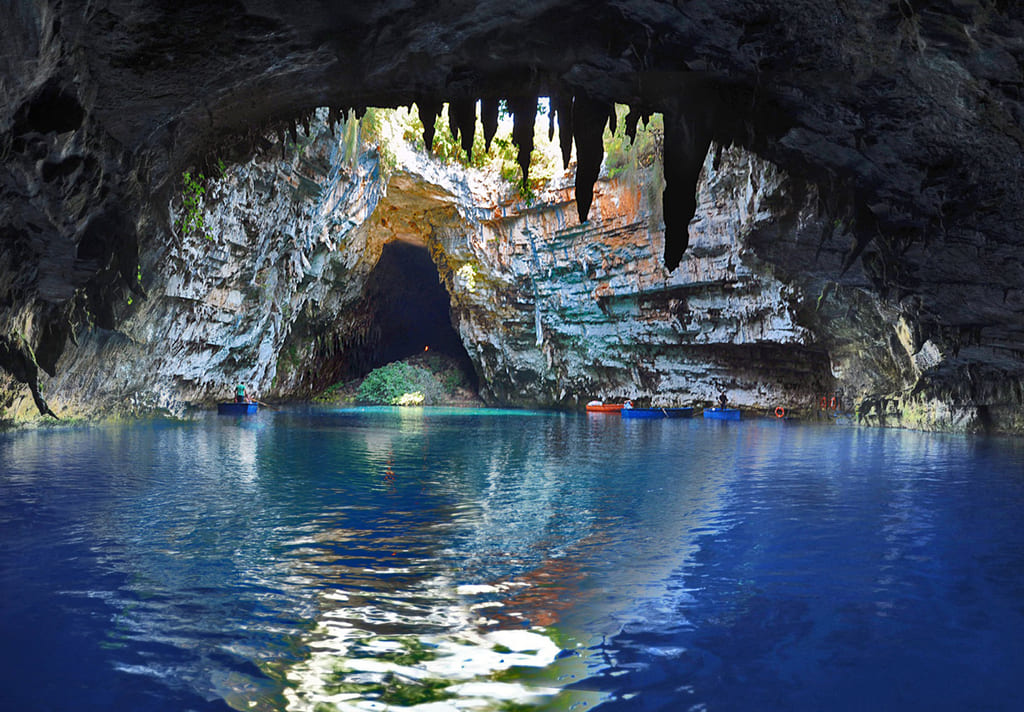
[3, 0, 1024, 415]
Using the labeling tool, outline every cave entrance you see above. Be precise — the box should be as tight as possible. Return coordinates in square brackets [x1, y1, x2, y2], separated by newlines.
[358, 239, 479, 391]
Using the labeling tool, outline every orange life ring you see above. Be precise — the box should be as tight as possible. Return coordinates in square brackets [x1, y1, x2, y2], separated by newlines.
[775, 406, 786, 418]
[820, 396, 828, 410]
[830, 396, 839, 410]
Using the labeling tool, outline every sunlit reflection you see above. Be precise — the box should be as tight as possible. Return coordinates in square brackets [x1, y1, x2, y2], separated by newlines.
[4, 412, 1022, 712]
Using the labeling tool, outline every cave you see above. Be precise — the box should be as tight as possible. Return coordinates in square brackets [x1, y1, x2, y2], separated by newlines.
[355, 239, 479, 389]
[5, 6, 1024, 710]
[2, 1, 1024, 430]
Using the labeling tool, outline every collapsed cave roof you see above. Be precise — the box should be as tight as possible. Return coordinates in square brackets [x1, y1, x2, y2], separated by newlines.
[2, 0, 1024, 415]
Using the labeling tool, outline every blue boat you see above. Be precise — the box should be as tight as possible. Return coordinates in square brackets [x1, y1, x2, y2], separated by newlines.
[622, 407, 694, 419]
[217, 401, 258, 415]
[703, 407, 741, 420]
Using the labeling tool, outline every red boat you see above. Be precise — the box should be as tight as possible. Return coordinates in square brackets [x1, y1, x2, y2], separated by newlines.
[586, 401, 624, 413]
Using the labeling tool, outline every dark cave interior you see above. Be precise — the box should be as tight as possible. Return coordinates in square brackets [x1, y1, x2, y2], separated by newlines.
[354, 240, 478, 388]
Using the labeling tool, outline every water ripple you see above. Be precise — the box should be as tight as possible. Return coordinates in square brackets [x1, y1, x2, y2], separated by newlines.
[3, 415, 1024, 711]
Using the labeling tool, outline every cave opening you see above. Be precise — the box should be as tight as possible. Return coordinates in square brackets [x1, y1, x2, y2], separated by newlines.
[357, 239, 479, 391]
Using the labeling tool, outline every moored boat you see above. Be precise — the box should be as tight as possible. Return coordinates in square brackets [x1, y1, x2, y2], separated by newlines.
[662, 407, 694, 418]
[217, 401, 258, 415]
[621, 407, 694, 419]
[586, 401, 624, 413]
[703, 407, 741, 420]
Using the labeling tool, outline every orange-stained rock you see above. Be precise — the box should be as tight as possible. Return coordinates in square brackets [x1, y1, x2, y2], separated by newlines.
[21, 109, 1016, 432]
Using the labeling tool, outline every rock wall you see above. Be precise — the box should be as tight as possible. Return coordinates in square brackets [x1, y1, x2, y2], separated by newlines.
[3, 111, 387, 419]
[423, 149, 834, 410]
[3, 107, 1021, 433]
[4, 2, 1024, 433]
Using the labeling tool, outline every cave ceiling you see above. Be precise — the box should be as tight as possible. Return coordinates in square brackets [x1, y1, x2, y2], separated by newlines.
[3, 0, 1024, 414]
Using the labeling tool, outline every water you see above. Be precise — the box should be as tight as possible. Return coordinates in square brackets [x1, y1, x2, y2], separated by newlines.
[2, 408, 1023, 711]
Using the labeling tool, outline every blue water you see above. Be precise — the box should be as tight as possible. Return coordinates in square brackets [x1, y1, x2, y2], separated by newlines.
[2, 408, 1023, 711]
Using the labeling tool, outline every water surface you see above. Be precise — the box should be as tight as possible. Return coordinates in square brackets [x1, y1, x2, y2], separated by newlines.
[2, 407, 1023, 711]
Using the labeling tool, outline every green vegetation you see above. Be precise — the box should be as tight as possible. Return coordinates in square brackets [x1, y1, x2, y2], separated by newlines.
[598, 106, 666, 229]
[322, 352, 473, 406]
[341, 112, 361, 163]
[399, 102, 560, 201]
[395, 391, 425, 405]
[604, 105, 664, 181]
[401, 106, 488, 169]
[312, 378, 352, 404]
[357, 361, 439, 405]
[337, 107, 398, 177]
[279, 344, 300, 370]
[176, 170, 213, 240]
[362, 101, 664, 203]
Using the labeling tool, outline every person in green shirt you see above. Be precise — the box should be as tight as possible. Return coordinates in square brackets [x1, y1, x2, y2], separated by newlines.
[235, 383, 249, 403]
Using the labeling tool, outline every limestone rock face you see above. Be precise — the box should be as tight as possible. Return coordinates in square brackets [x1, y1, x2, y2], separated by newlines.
[426, 148, 833, 409]
[4, 104, 1020, 432]
[15, 111, 387, 418]
[3, 1, 1024, 430]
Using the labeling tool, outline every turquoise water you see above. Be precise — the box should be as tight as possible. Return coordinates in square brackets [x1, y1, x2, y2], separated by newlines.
[2, 407, 1023, 711]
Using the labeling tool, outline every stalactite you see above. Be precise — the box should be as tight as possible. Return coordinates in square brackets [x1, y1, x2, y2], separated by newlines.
[481, 98, 499, 152]
[288, 122, 298, 147]
[507, 95, 537, 187]
[548, 101, 557, 141]
[277, 127, 286, 159]
[662, 105, 714, 270]
[448, 102, 460, 143]
[608, 105, 618, 136]
[573, 95, 611, 223]
[450, 98, 477, 159]
[553, 95, 574, 169]
[416, 98, 443, 150]
[301, 112, 311, 136]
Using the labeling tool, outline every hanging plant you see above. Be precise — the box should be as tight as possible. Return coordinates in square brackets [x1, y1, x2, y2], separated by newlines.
[176, 170, 213, 240]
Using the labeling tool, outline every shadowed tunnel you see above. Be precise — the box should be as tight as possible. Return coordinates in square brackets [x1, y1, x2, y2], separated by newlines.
[351, 240, 478, 388]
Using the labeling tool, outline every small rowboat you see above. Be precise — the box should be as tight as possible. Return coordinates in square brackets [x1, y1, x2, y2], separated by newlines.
[217, 401, 258, 415]
[703, 407, 741, 421]
[621, 407, 694, 419]
[586, 401, 624, 413]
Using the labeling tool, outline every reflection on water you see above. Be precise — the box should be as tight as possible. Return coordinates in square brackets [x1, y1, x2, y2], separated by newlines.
[2, 409, 1024, 711]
